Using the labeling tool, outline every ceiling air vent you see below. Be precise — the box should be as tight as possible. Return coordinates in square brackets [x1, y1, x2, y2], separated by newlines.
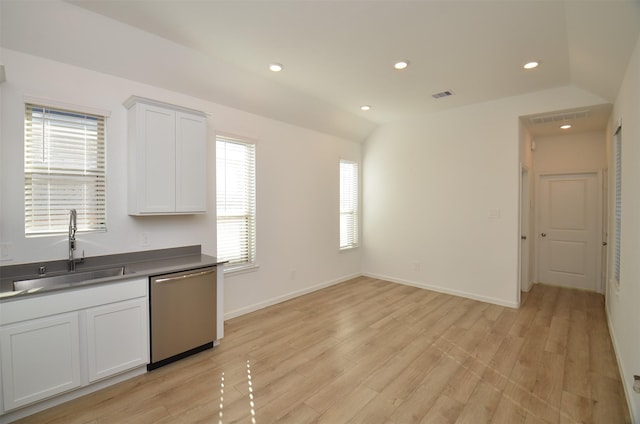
[529, 110, 590, 125]
[432, 90, 454, 99]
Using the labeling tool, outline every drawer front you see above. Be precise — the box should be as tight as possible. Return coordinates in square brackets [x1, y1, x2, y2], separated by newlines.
[1, 278, 147, 324]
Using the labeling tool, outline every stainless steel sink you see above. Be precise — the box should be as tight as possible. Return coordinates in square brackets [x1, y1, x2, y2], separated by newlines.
[13, 267, 133, 291]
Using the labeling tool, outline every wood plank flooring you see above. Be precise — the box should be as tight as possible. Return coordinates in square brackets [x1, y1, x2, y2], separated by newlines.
[13, 277, 630, 423]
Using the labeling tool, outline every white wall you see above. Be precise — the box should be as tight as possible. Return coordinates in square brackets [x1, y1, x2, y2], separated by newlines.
[0, 48, 362, 317]
[362, 86, 608, 308]
[533, 131, 606, 173]
[607, 34, 640, 422]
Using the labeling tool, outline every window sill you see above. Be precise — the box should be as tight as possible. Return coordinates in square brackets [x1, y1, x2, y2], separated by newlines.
[223, 263, 260, 276]
[340, 245, 359, 252]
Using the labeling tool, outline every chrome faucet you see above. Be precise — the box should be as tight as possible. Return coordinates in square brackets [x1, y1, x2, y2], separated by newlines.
[68, 209, 78, 271]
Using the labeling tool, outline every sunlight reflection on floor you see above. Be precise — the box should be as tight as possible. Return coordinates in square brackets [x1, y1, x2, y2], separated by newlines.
[219, 360, 256, 423]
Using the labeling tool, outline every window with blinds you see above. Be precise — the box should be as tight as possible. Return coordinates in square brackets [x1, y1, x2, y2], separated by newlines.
[24, 103, 107, 236]
[340, 160, 359, 250]
[614, 126, 622, 284]
[216, 136, 256, 270]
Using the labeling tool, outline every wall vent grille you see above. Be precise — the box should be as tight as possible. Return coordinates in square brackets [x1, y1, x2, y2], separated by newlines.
[529, 110, 590, 125]
[432, 90, 454, 99]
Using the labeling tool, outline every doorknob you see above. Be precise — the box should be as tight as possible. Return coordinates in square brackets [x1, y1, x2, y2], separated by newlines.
[521, 235, 527, 240]
[602, 242, 608, 246]
[541, 233, 547, 237]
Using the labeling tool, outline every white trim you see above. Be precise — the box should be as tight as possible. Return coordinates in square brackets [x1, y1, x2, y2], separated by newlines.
[339, 159, 359, 250]
[215, 131, 258, 145]
[24, 95, 111, 117]
[606, 306, 635, 423]
[122, 95, 206, 117]
[519, 163, 531, 301]
[339, 245, 359, 252]
[224, 272, 520, 321]
[223, 263, 260, 276]
[363, 272, 520, 309]
[216, 136, 257, 267]
[0, 366, 146, 422]
[223, 273, 360, 320]
[536, 168, 604, 177]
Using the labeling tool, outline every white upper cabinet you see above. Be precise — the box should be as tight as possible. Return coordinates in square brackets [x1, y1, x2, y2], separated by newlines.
[125, 96, 208, 215]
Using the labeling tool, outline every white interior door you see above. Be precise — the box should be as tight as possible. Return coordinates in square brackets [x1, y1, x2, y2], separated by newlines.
[537, 172, 600, 291]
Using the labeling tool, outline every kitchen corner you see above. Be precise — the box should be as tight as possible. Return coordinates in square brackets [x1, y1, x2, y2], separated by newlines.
[0, 245, 225, 422]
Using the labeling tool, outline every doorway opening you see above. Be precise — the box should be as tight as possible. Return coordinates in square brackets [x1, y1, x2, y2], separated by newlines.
[519, 104, 611, 295]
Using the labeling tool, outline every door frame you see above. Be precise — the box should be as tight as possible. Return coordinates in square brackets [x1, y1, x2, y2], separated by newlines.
[534, 169, 605, 293]
[519, 164, 531, 299]
[601, 170, 608, 298]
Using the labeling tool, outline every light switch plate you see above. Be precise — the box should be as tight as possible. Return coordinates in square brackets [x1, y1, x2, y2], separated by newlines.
[139, 233, 150, 247]
[0, 242, 12, 261]
[488, 208, 501, 219]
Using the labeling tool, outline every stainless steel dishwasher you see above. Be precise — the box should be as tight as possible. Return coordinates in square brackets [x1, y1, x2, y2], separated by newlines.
[148, 266, 217, 370]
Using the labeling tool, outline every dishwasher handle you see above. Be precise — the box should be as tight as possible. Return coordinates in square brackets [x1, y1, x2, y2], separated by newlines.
[153, 268, 216, 284]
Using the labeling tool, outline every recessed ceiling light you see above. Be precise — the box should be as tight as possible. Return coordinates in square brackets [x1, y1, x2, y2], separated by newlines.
[394, 61, 409, 70]
[523, 61, 539, 70]
[269, 63, 283, 72]
[360, 105, 371, 111]
[560, 124, 572, 129]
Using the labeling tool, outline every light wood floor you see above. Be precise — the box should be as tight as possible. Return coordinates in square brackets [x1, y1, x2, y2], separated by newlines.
[14, 277, 630, 424]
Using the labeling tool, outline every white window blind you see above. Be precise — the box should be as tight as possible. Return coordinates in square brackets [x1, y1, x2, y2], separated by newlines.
[614, 126, 622, 284]
[24, 103, 107, 236]
[216, 136, 256, 269]
[340, 160, 359, 250]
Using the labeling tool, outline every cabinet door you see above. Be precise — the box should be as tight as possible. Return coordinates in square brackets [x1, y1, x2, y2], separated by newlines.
[175, 111, 207, 213]
[85, 298, 149, 382]
[0, 313, 81, 411]
[138, 104, 176, 213]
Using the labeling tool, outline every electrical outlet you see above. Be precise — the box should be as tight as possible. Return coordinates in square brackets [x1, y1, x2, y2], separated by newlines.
[412, 261, 421, 272]
[139, 232, 150, 247]
[290, 269, 296, 280]
[0, 242, 12, 261]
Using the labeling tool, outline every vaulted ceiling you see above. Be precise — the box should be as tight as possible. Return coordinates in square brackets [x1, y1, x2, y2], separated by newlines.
[3, 1, 640, 140]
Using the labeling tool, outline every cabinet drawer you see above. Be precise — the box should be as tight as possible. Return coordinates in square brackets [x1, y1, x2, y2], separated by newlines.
[1, 278, 147, 325]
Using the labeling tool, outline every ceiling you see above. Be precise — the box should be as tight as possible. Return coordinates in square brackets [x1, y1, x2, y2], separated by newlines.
[4, 1, 640, 140]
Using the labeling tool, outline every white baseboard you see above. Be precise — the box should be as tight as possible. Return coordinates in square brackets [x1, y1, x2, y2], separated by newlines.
[363, 272, 520, 309]
[224, 271, 520, 321]
[0, 366, 147, 423]
[223, 272, 361, 320]
[606, 304, 637, 423]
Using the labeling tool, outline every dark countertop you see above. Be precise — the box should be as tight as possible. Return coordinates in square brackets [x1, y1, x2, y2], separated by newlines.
[0, 245, 225, 301]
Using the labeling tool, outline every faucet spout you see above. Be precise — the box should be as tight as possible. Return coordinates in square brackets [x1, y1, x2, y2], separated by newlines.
[69, 209, 77, 271]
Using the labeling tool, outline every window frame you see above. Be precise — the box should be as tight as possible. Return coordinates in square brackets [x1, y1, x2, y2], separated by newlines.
[339, 159, 360, 250]
[24, 98, 109, 237]
[216, 134, 257, 273]
[613, 125, 622, 287]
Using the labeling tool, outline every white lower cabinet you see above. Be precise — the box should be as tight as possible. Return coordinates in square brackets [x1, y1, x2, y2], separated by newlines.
[0, 313, 82, 410]
[85, 298, 148, 382]
[0, 278, 149, 414]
